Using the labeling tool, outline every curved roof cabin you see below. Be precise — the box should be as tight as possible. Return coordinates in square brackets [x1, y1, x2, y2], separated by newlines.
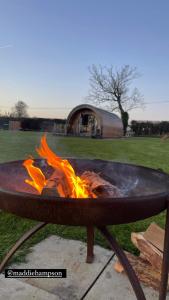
[66, 104, 123, 138]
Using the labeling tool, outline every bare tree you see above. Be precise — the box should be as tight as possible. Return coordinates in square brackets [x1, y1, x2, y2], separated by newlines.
[1, 111, 13, 117]
[11, 100, 29, 118]
[87, 64, 144, 135]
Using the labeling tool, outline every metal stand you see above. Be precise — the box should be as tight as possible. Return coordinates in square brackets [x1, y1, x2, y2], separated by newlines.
[98, 226, 146, 300]
[0, 223, 94, 272]
[0, 222, 47, 273]
[97, 203, 169, 300]
[86, 226, 94, 263]
[1, 208, 169, 300]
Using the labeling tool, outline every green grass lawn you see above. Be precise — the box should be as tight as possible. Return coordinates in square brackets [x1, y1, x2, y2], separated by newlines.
[0, 130, 169, 265]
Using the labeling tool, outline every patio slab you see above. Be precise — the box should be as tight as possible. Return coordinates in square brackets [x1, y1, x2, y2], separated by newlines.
[2, 235, 169, 300]
[11, 235, 114, 300]
[85, 256, 161, 300]
[0, 274, 60, 300]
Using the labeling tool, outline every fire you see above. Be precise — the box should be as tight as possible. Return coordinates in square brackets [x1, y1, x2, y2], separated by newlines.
[23, 158, 46, 194]
[23, 135, 96, 198]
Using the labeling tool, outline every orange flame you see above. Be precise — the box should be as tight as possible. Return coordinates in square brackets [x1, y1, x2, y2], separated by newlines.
[23, 158, 47, 194]
[23, 135, 96, 198]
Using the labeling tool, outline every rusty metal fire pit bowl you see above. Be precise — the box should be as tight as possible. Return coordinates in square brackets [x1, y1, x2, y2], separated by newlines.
[0, 158, 169, 300]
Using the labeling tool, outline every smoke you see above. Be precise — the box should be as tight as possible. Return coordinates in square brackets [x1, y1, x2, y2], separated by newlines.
[120, 177, 139, 195]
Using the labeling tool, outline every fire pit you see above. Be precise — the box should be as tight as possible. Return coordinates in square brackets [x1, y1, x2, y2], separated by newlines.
[0, 158, 169, 225]
[0, 156, 169, 299]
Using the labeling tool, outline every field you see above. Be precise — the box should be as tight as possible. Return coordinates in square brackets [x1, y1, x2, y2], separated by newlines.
[0, 130, 169, 264]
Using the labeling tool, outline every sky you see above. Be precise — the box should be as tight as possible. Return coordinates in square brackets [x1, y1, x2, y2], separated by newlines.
[0, 0, 169, 121]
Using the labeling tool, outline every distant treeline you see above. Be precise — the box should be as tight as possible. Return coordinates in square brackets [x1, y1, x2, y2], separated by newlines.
[131, 121, 169, 136]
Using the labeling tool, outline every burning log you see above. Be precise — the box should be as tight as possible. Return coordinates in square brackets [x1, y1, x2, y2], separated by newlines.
[41, 170, 71, 197]
[24, 135, 122, 198]
[41, 174, 59, 197]
[81, 171, 122, 197]
[42, 169, 122, 199]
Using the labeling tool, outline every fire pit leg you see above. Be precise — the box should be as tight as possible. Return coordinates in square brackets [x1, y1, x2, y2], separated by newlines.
[86, 226, 94, 263]
[0, 222, 47, 273]
[98, 226, 146, 300]
[159, 201, 169, 300]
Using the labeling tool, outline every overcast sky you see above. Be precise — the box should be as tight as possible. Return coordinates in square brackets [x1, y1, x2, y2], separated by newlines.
[0, 0, 169, 121]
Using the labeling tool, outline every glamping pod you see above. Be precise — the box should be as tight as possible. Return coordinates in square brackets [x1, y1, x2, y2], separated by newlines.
[66, 104, 123, 138]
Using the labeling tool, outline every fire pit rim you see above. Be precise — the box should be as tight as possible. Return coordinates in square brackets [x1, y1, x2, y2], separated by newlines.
[0, 187, 168, 205]
[0, 158, 169, 203]
[0, 159, 169, 225]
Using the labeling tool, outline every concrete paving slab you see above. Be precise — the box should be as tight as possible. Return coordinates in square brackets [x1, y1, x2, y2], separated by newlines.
[11, 235, 113, 300]
[85, 256, 169, 300]
[8, 235, 169, 300]
[0, 274, 60, 300]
